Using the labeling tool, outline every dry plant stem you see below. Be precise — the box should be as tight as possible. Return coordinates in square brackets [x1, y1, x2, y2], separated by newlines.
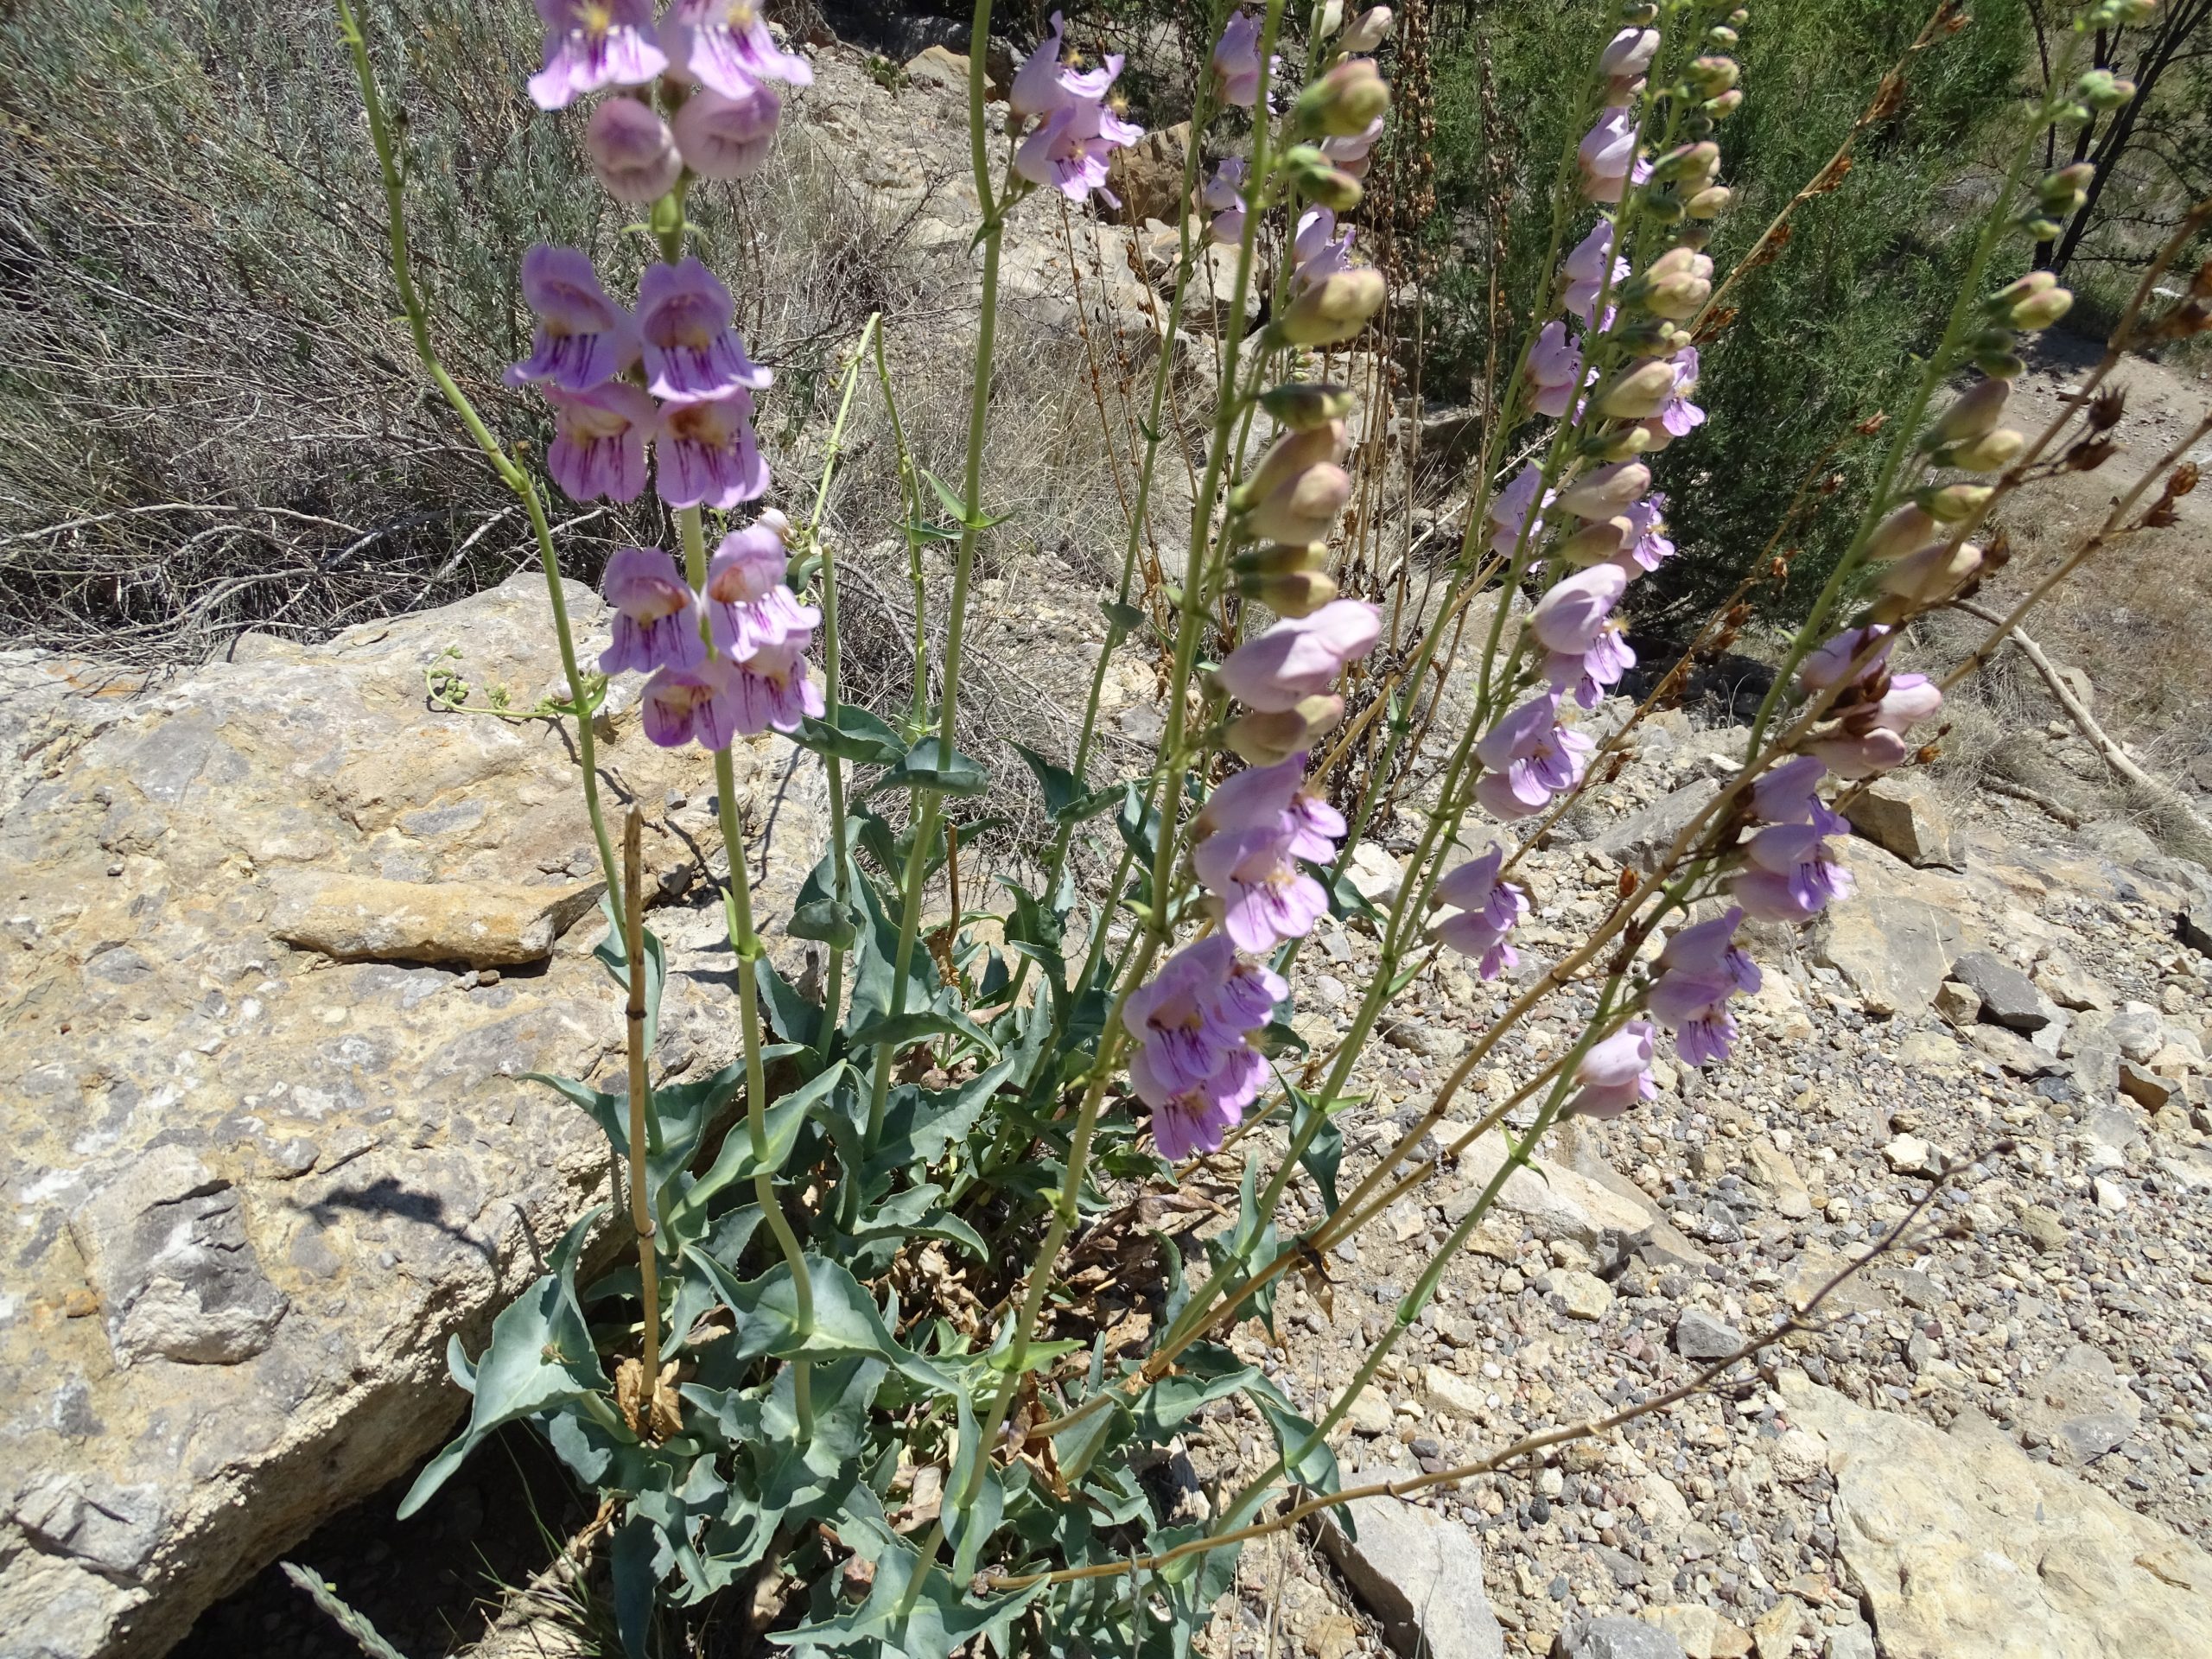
[804, 316, 884, 1054]
[1002, 1160, 1959, 1592]
[334, 0, 617, 897]
[621, 810, 661, 1370]
[870, 326, 932, 724]
[1983, 775, 2084, 827]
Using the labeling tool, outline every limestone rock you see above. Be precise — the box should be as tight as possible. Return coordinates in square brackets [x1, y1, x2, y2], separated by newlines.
[2018, 1343, 2142, 1465]
[902, 44, 970, 95]
[1593, 782, 1713, 874]
[1553, 1617, 1688, 1659]
[1543, 1269, 1614, 1320]
[2121, 1058, 2183, 1111]
[1847, 774, 1962, 869]
[266, 870, 604, 967]
[1948, 949, 2057, 1033]
[1104, 122, 1191, 226]
[1446, 1139, 1657, 1254]
[1319, 1491, 1506, 1659]
[1780, 1372, 2212, 1659]
[1674, 1308, 1745, 1362]
[1811, 894, 1954, 1016]
[0, 574, 827, 1659]
[1933, 979, 1981, 1027]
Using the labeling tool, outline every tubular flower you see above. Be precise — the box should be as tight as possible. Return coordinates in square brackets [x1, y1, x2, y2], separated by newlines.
[544, 382, 658, 505]
[657, 390, 770, 509]
[1533, 563, 1636, 709]
[702, 524, 817, 659]
[1197, 751, 1345, 864]
[672, 82, 782, 180]
[1615, 495, 1675, 575]
[1650, 347, 1706, 442]
[1193, 815, 1332, 951]
[1340, 8, 1393, 54]
[1558, 461, 1650, 522]
[600, 546, 704, 676]
[1798, 626, 1892, 693]
[1528, 321, 1586, 419]
[1432, 846, 1527, 980]
[1143, 1044, 1266, 1161]
[1647, 906, 1759, 1065]
[506, 245, 639, 393]
[1751, 755, 1847, 835]
[661, 0, 813, 99]
[1277, 267, 1386, 345]
[586, 98, 683, 203]
[1320, 117, 1385, 181]
[1805, 727, 1910, 779]
[723, 636, 824, 734]
[1598, 27, 1661, 84]
[1867, 672, 1942, 733]
[1579, 108, 1638, 203]
[641, 659, 743, 751]
[1474, 690, 1593, 819]
[1488, 462, 1555, 557]
[1564, 219, 1629, 323]
[1634, 246, 1714, 320]
[1125, 935, 1279, 1160]
[1202, 157, 1248, 245]
[1226, 695, 1345, 766]
[1212, 9, 1262, 106]
[1733, 823, 1856, 921]
[1569, 1021, 1658, 1119]
[637, 257, 772, 404]
[1015, 91, 1144, 207]
[1216, 599, 1381, 712]
[1293, 207, 1358, 290]
[528, 0, 667, 111]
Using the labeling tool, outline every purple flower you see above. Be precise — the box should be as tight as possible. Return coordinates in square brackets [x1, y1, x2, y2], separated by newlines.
[1123, 936, 1258, 1097]
[1599, 27, 1661, 83]
[1010, 10, 1073, 118]
[1321, 118, 1385, 181]
[1547, 627, 1636, 710]
[1569, 1020, 1657, 1119]
[1867, 672, 1942, 734]
[544, 381, 658, 505]
[1015, 92, 1143, 207]
[1530, 565, 1626, 657]
[600, 546, 704, 677]
[1197, 751, 1345, 862]
[1144, 1044, 1266, 1161]
[506, 246, 639, 394]
[1293, 207, 1357, 291]
[1798, 626, 1892, 693]
[658, 390, 770, 509]
[586, 97, 682, 204]
[1579, 108, 1638, 203]
[1488, 462, 1555, 558]
[1646, 906, 1760, 1065]
[1218, 951, 1289, 1031]
[1804, 728, 1910, 779]
[637, 258, 772, 405]
[1217, 600, 1381, 713]
[1212, 9, 1262, 106]
[1433, 847, 1527, 979]
[528, 0, 666, 112]
[661, 0, 812, 101]
[641, 659, 742, 751]
[703, 524, 817, 659]
[1652, 348, 1706, 442]
[1528, 321, 1586, 419]
[1732, 824, 1855, 921]
[1751, 755, 1847, 835]
[1615, 495, 1675, 575]
[1194, 825, 1331, 951]
[724, 637, 825, 734]
[1202, 157, 1248, 245]
[1563, 219, 1629, 323]
[1658, 906, 1761, 995]
[1474, 692, 1592, 819]
[672, 82, 782, 180]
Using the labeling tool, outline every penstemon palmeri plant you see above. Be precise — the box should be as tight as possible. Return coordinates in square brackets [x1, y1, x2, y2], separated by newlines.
[332, 0, 2212, 1654]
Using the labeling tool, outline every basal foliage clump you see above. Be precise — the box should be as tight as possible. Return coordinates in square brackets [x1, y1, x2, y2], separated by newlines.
[327, 1, 2209, 1654]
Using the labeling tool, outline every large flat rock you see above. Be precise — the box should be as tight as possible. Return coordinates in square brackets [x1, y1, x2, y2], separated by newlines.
[1779, 1371, 2212, 1659]
[0, 574, 826, 1659]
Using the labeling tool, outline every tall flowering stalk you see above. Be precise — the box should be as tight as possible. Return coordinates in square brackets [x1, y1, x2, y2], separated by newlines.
[327, 2, 2211, 1651]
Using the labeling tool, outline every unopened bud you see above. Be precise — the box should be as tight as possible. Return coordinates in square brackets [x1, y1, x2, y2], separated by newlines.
[1234, 542, 1331, 577]
[1991, 270, 2056, 308]
[1867, 504, 1942, 562]
[1261, 383, 1357, 431]
[2075, 68, 2135, 111]
[1318, 0, 1345, 37]
[1227, 696, 1344, 766]
[1233, 422, 1348, 511]
[1298, 58, 1391, 137]
[1688, 56, 1739, 97]
[1599, 27, 1661, 79]
[1942, 429, 2025, 472]
[1340, 7, 1393, 53]
[755, 507, 793, 544]
[1278, 267, 1388, 345]
[1559, 517, 1633, 566]
[1705, 88, 1745, 118]
[1709, 25, 1740, 46]
[1558, 461, 1651, 521]
[1241, 569, 1339, 616]
[1598, 359, 1681, 420]
[1878, 541, 1983, 607]
[1929, 378, 2009, 444]
[1593, 423, 1656, 461]
[2037, 162, 2094, 213]
[1283, 146, 1366, 211]
[1976, 346, 2026, 380]
[1651, 142, 1722, 187]
[1917, 482, 1993, 523]
[2011, 286, 2074, 330]
[1244, 462, 1353, 543]
[1629, 245, 1713, 320]
[587, 97, 682, 204]
[1687, 185, 1733, 219]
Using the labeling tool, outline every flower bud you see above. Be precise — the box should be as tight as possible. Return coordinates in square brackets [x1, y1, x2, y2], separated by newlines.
[1866, 504, 1942, 562]
[1975, 345, 2026, 380]
[1278, 267, 1388, 345]
[1598, 358, 1681, 420]
[1559, 517, 1633, 566]
[671, 83, 781, 181]
[1318, 0, 1345, 36]
[1710, 25, 1740, 46]
[1878, 541, 1983, 607]
[1282, 146, 1365, 211]
[2037, 162, 2094, 214]
[1234, 541, 1331, 577]
[1599, 27, 1660, 79]
[1629, 245, 1713, 320]
[1917, 482, 1993, 522]
[1650, 142, 1722, 187]
[1704, 88, 1745, 118]
[1297, 58, 1391, 138]
[1227, 695, 1344, 765]
[1243, 462, 1353, 543]
[1235, 422, 1349, 509]
[1929, 377, 2009, 444]
[1942, 428, 2025, 472]
[2011, 286, 2075, 330]
[1261, 383, 1357, 431]
[1593, 424, 1656, 461]
[587, 98, 683, 204]
[1340, 7, 1393, 53]
[1687, 185, 1733, 219]
[1688, 56, 1739, 97]
[1558, 461, 1651, 521]
[1241, 569, 1339, 615]
[2075, 68, 2135, 111]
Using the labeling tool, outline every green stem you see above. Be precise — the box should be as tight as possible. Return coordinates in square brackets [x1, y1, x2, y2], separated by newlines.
[871, 326, 932, 728]
[334, 0, 616, 898]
